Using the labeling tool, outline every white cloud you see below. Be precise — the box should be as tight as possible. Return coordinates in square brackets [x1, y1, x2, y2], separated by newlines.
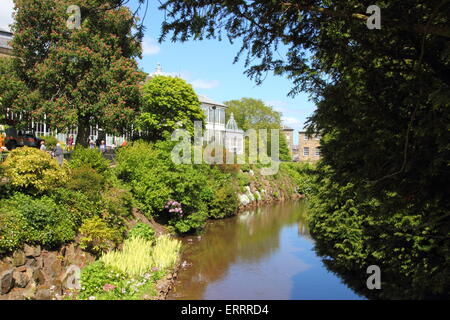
[265, 100, 289, 108]
[0, 0, 14, 31]
[282, 117, 302, 127]
[142, 37, 160, 55]
[190, 79, 219, 90]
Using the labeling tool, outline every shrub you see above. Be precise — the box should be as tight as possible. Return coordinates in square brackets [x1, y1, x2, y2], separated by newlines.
[69, 147, 109, 174]
[127, 223, 155, 243]
[208, 183, 239, 219]
[50, 188, 98, 226]
[79, 260, 158, 300]
[0, 193, 77, 249]
[79, 260, 128, 299]
[152, 235, 181, 270]
[102, 186, 134, 219]
[66, 166, 105, 200]
[1, 146, 66, 194]
[79, 216, 121, 255]
[0, 202, 28, 254]
[100, 237, 154, 278]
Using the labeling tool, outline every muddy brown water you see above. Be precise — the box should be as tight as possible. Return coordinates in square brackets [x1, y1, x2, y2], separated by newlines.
[167, 200, 364, 300]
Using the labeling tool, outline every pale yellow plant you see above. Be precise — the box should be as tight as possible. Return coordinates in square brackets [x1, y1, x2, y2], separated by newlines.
[100, 237, 153, 278]
[151, 235, 182, 270]
[100, 235, 182, 278]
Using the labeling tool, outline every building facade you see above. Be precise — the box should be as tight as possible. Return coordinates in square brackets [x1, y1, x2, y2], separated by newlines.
[0, 28, 13, 58]
[298, 131, 321, 162]
[282, 125, 294, 160]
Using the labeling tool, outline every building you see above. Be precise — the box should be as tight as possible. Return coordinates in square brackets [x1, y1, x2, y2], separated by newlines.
[298, 131, 321, 162]
[282, 125, 294, 159]
[148, 64, 244, 154]
[0, 28, 13, 58]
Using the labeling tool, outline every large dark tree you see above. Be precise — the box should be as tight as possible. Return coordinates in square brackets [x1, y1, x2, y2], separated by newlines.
[9, 0, 146, 146]
[158, 1, 450, 298]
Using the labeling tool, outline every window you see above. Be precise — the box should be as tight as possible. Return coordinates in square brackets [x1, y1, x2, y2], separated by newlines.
[304, 134, 309, 140]
[303, 147, 309, 156]
[315, 135, 321, 141]
[315, 148, 321, 156]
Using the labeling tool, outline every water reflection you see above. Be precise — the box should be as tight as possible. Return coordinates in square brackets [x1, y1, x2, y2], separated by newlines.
[168, 200, 363, 300]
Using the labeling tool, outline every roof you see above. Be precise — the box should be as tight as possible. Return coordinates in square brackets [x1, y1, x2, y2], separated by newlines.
[226, 113, 239, 131]
[198, 95, 226, 107]
[282, 125, 294, 131]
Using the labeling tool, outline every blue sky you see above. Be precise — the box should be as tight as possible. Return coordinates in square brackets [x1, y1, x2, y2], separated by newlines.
[0, 0, 317, 144]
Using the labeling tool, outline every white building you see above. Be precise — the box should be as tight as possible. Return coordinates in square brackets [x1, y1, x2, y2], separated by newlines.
[148, 64, 244, 154]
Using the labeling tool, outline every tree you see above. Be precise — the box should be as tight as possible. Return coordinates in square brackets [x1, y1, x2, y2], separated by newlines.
[10, 0, 146, 146]
[137, 75, 205, 141]
[224, 98, 291, 161]
[158, 1, 450, 298]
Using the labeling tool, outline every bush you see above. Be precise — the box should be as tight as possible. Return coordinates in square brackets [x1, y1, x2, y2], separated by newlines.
[69, 147, 109, 175]
[127, 223, 155, 243]
[0, 202, 28, 254]
[66, 166, 105, 200]
[79, 260, 159, 300]
[79, 216, 121, 255]
[0, 193, 77, 250]
[102, 186, 134, 219]
[208, 183, 239, 219]
[1, 146, 66, 194]
[50, 188, 98, 226]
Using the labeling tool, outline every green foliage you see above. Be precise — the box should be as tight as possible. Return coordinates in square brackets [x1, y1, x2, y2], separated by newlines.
[115, 140, 212, 233]
[224, 98, 290, 161]
[50, 188, 98, 226]
[137, 75, 205, 141]
[280, 162, 316, 195]
[11, 0, 145, 146]
[79, 260, 160, 300]
[208, 183, 239, 219]
[1, 146, 66, 194]
[0, 193, 76, 252]
[66, 166, 105, 201]
[0, 202, 28, 254]
[127, 223, 156, 243]
[309, 166, 450, 299]
[79, 216, 121, 255]
[69, 147, 110, 175]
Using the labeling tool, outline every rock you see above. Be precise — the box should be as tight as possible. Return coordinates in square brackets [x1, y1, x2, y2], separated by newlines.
[63, 244, 77, 266]
[12, 251, 26, 267]
[25, 267, 45, 285]
[61, 265, 81, 291]
[24, 245, 41, 258]
[13, 270, 29, 288]
[34, 286, 53, 300]
[25, 257, 43, 269]
[238, 194, 251, 206]
[0, 269, 14, 294]
[42, 252, 61, 281]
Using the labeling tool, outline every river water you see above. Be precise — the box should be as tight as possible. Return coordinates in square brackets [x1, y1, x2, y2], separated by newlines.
[167, 200, 365, 300]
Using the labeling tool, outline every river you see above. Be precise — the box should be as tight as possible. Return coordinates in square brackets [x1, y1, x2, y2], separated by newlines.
[167, 200, 365, 300]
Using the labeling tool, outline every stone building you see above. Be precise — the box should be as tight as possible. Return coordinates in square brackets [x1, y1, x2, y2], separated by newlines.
[282, 125, 294, 159]
[298, 131, 321, 162]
